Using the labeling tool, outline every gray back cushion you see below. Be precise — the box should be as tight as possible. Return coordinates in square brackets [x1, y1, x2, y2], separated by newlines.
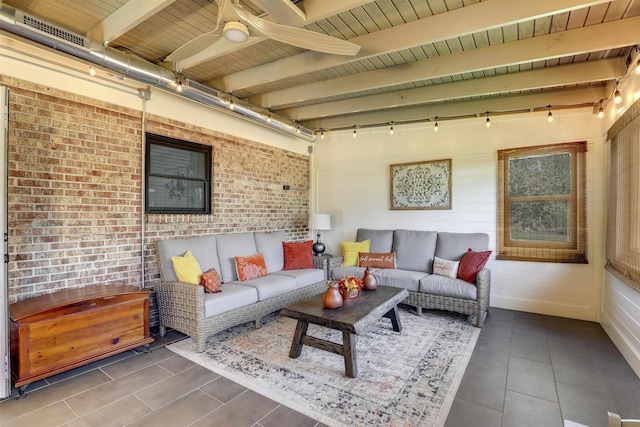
[254, 230, 287, 273]
[435, 232, 490, 261]
[356, 229, 394, 253]
[156, 235, 219, 282]
[216, 232, 258, 282]
[393, 229, 438, 272]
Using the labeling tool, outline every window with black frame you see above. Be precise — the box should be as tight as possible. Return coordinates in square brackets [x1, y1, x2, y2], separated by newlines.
[145, 133, 212, 214]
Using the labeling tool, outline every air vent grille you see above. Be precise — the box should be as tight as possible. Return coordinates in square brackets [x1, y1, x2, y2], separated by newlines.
[22, 14, 85, 47]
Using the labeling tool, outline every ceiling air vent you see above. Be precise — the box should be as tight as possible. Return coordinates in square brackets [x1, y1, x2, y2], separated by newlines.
[19, 12, 86, 47]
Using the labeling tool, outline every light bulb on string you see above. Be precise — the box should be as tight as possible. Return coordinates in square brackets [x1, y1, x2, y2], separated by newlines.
[598, 101, 604, 119]
[229, 96, 234, 110]
[485, 112, 491, 128]
[614, 84, 622, 104]
[389, 122, 394, 135]
[547, 105, 553, 123]
[353, 125, 357, 138]
[266, 109, 272, 123]
[320, 130, 325, 139]
[88, 67, 96, 77]
[434, 117, 439, 132]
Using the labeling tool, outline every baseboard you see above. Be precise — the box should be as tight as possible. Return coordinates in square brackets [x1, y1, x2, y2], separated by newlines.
[601, 312, 640, 378]
[490, 295, 599, 322]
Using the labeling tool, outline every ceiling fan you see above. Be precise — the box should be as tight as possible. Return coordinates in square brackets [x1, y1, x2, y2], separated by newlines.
[164, 0, 361, 63]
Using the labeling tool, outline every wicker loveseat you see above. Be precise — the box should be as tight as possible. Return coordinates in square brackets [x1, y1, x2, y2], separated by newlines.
[330, 229, 491, 327]
[154, 231, 326, 352]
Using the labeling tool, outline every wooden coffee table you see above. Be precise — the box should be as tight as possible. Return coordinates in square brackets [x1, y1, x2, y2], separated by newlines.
[280, 286, 409, 378]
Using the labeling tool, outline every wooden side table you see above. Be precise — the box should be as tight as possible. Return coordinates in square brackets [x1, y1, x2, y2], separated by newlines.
[312, 254, 343, 281]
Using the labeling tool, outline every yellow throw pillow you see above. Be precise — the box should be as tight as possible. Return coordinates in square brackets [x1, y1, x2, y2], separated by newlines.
[172, 250, 203, 284]
[340, 240, 371, 266]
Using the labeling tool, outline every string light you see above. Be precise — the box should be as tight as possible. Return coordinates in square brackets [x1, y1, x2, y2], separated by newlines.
[598, 100, 605, 118]
[88, 66, 96, 77]
[320, 129, 325, 139]
[228, 95, 234, 110]
[314, 100, 609, 135]
[614, 83, 622, 104]
[389, 121, 394, 135]
[175, 73, 183, 93]
[267, 109, 272, 123]
[296, 123, 301, 134]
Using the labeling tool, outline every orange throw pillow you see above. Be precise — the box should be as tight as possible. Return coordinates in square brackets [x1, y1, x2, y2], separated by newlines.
[283, 240, 314, 270]
[234, 253, 268, 281]
[358, 252, 396, 269]
[200, 268, 222, 293]
[457, 249, 492, 283]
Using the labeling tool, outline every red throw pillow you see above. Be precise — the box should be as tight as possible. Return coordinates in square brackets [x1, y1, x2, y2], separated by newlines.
[234, 253, 268, 281]
[358, 252, 396, 269]
[283, 240, 314, 270]
[200, 268, 222, 293]
[457, 249, 492, 283]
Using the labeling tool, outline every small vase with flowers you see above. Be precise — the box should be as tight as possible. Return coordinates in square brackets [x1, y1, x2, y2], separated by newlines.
[336, 276, 364, 301]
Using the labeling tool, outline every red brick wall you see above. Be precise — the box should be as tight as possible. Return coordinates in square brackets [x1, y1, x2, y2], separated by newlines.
[3, 76, 310, 303]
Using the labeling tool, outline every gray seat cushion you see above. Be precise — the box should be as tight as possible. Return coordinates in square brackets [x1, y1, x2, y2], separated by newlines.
[227, 274, 297, 301]
[356, 229, 394, 253]
[203, 283, 258, 318]
[254, 231, 287, 273]
[435, 232, 490, 261]
[393, 229, 438, 273]
[272, 268, 324, 288]
[156, 235, 220, 282]
[419, 274, 477, 300]
[370, 268, 425, 292]
[216, 232, 258, 282]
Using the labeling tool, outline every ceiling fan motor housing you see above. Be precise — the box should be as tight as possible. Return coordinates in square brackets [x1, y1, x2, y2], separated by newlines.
[223, 21, 249, 43]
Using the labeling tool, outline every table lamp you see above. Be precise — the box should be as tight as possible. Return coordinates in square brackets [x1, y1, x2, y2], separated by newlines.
[309, 213, 331, 256]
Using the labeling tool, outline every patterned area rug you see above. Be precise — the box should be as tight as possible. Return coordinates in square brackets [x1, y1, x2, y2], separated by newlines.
[167, 306, 480, 427]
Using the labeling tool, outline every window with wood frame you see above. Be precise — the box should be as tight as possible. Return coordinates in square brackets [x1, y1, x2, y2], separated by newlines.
[605, 99, 640, 293]
[497, 142, 587, 263]
[145, 133, 212, 214]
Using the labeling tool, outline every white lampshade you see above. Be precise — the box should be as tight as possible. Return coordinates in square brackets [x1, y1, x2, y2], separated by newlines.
[309, 213, 331, 230]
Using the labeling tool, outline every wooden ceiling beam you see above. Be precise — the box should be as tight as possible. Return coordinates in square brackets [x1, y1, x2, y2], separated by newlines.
[252, 16, 640, 108]
[281, 57, 626, 120]
[211, 0, 612, 91]
[303, 86, 607, 131]
[87, 0, 176, 44]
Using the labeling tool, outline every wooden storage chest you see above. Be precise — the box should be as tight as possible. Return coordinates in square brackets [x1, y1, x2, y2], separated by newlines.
[9, 285, 154, 397]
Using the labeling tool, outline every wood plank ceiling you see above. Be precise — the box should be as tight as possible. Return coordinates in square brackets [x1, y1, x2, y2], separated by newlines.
[3, 0, 639, 133]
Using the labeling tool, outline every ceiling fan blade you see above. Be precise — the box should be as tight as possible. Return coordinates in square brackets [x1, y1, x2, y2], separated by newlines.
[165, 0, 234, 63]
[231, 3, 360, 56]
[165, 33, 223, 62]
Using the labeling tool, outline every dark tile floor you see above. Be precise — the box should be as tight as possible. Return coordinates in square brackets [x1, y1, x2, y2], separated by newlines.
[1, 308, 638, 427]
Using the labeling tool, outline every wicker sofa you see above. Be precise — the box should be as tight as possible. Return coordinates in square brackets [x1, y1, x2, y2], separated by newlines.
[330, 229, 491, 327]
[154, 231, 325, 352]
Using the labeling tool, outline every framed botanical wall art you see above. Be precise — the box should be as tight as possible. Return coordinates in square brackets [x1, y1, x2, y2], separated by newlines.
[390, 159, 452, 210]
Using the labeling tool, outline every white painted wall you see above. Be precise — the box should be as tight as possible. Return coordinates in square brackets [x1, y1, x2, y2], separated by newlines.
[312, 109, 606, 323]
